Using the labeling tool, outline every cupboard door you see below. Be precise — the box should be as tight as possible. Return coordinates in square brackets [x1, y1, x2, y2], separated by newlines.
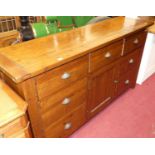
[88, 65, 117, 117]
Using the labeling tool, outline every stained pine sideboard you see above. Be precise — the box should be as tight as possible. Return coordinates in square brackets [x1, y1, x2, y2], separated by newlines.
[0, 17, 153, 137]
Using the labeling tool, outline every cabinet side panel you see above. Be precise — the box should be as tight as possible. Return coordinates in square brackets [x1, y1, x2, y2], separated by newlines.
[22, 79, 44, 137]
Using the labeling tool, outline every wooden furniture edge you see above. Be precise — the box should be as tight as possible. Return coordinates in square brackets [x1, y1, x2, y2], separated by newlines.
[0, 53, 30, 83]
[147, 24, 155, 34]
[0, 79, 28, 127]
[0, 18, 153, 84]
[22, 78, 44, 137]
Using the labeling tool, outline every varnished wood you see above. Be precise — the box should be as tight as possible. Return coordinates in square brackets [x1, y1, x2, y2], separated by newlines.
[0, 18, 151, 138]
[44, 104, 86, 138]
[11, 123, 31, 138]
[41, 78, 87, 128]
[88, 63, 117, 117]
[148, 24, 155, 34]
[116, 68, 138, 96]
[22, 79, 44, 137]
[1, 73, 24, 98]
[36, 55, 88, 99]
[119, 48, 142, 76]
[0, 17, 153, 83]
[0, 115, 28, 138]
[0, 79, 27, 127]
[123, 31, 147, 55]
[90, 40, 123, 72]
[0, 31, 19, 48]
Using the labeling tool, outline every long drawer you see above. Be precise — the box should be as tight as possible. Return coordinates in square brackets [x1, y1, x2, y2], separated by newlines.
[41, 78, 87, 127]
[44, 104, 86, 138]
[36, 56, 88, 99]
[90, 40, 123, 72]
[123, 31, 147, 55]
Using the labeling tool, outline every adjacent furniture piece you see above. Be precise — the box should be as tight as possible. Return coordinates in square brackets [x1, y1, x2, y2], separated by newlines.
[0, 31, 19, 48]
[0, 17, 153, 137]
[137, 24, 155, 84]
[0, 79, 31, 138]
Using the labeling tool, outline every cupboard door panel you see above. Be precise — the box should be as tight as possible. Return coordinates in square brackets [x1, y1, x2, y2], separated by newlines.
[88, 65, 117, 116]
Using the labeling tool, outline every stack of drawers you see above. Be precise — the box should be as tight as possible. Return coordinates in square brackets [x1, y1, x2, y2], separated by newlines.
[35, 56, 89, 137]
[117, 31, 147, 95]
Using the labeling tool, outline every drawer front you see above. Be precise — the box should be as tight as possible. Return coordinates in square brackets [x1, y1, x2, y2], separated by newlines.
[0, 115, 28, 138]
[90, 40, 123, 72]
[123, 31, 147, 55]
[119, 48, 142, 76]
[41, 78, 87, 127]
[36, 56, 88, 99]
[11, 123, 32, 138]
[117, 68, 138, 96]
[44, 104, 86, 138]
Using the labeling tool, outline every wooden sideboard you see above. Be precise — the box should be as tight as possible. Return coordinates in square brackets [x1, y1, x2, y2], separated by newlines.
[0, 17, 153, 137]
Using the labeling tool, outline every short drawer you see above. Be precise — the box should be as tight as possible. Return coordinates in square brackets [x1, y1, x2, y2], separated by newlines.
[117, 68, 138, 96]
[44, 104, 86, 138]
[0, 115, 28, 138]
[41, 78, 87, 127]
[36, 56, 88, 99]
[90, 40, 123, 72]
[119, 48, 142, 76]
[123, 31, 147, 55]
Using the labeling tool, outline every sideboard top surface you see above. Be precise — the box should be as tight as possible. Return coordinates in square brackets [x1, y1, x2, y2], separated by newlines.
[0, 17, 153, 83]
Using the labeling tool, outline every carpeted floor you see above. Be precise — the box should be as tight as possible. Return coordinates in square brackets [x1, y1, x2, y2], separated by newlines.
[70, 74, 155, 138]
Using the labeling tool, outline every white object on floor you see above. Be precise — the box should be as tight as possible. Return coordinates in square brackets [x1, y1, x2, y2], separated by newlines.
[137, 33, 155, 85]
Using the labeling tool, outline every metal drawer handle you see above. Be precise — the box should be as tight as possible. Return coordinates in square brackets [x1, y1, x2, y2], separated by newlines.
[125, 80, 130, 84]
[62, 98, 71, 105]
[104, 52, 111, 58]
[133, 38, 139, 44]
[0, 134, 4, 138]
[64, 122, 72, 130]
[61, 72, 70, 79]
[114, 80, 119, 84]
[129, 59, 134, 64]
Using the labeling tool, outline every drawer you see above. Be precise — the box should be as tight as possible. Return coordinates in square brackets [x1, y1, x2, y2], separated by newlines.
[123, 31, 147, 55]
[90, 40, 123, 72]
[41, 78, 87, 127]
[36, 56, 88, 99]
[119, 48, 142, 76]
[11, 123, 32, 138]
[116, 68, 138, 96]
[0, 115, 28, 138]
[44, 104, 86, 138]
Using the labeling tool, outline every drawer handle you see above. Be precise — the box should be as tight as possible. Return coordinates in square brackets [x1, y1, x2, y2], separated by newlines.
[133, 38, 139, 44]
[114, 80, 119, 84]
[61, 72, 70, 79]
[104, 52, 111, 58]
[62, 98, 71, 105]
[0, 134, 4, 138]
[129, 59, 134, 64]
[64, 122, 72, 130]
[125, 80, 130, 84]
